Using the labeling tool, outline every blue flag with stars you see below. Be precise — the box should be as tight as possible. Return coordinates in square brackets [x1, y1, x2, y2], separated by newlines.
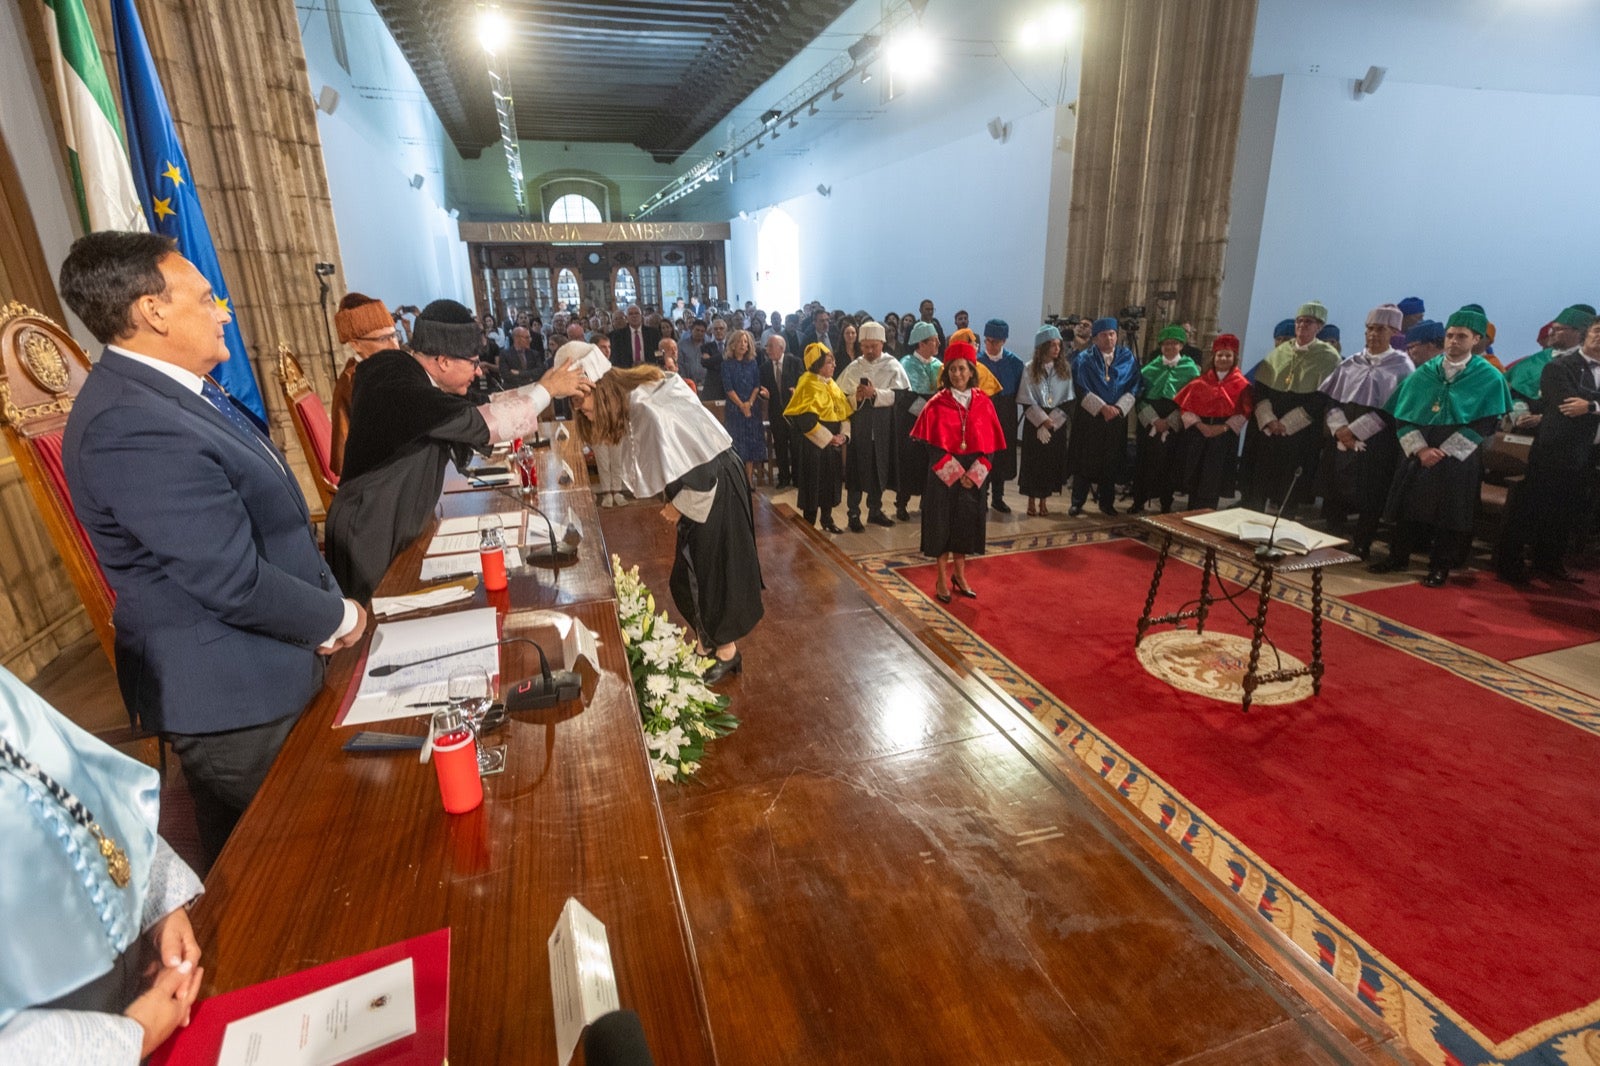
[110, 0, 267, 425]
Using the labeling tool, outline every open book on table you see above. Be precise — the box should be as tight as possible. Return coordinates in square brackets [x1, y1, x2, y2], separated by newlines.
[1182, 508, 1348, 556]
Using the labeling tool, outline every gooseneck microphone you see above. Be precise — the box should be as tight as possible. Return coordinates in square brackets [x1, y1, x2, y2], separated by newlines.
[583, 1009, 655, 1066]
[483, 486, 582, 565]
[1255, 465, 1303, 564]
[367, 637, 580, 710]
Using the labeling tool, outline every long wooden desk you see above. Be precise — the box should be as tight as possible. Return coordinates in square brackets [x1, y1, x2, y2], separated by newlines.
[189, 429, 717, 1063]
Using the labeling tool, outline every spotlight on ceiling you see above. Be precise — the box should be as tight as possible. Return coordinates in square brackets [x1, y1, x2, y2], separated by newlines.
[760, 108, 781, 126]
[887, 26, 933, 82]
[409, 173, 425, 190]
[1021, 4, 1080, 48]
[808, 102, 819, 117]
[816, 184, 831, 198]
[860, 68, 872, 84]
[847, 35, 880, 63]
[477, 9, 507, 53]
[1354, 64, 1387, 99]
[830, 85, 844, 102]
[787, 116, 798, 129]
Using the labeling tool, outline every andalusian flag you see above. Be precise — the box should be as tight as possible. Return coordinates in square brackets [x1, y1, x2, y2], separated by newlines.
[42, 0, 146, 232]
[111, 0, 268, 423]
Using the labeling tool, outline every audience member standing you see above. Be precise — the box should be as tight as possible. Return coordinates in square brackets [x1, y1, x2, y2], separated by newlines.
[837, 321, 910, 530]
[784, 343, 852, 533]
[761, 333, 803, 489]
[1174, 335, 1253, 510]
[1370, 306, 1511, 587]
[1243, 301, 1341, 518]
[609, 304, 660, 369]
[1066, 317, 1140, 516]
[721, 329, 767, 487]
[1129, 325, 1200, 514]
[895, 321, 944, 520]
[976, 319, 1026, 514]
[1017, 324, 1074, 515]
[1495, 314, 1600, 583]
[911, 342, 1006, 603]
[1317, 304, 1414, 558]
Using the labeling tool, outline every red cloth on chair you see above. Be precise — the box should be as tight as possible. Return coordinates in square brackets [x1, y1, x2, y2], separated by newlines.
[293, 392, 339, 486]
[32, 430, 116, 603]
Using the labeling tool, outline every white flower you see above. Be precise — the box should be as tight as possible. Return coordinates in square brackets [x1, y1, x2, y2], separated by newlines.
[651, 758, 676, 781]
[647, 726, 686, 761]
[644, 674, 672, 699]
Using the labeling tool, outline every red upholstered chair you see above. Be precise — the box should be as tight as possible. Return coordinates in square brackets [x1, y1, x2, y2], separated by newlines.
[277, 344, 338, 511]
[0, 302, 117, 668]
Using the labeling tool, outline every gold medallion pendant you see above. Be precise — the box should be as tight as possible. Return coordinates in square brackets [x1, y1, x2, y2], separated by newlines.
[94, 825, 132, 888]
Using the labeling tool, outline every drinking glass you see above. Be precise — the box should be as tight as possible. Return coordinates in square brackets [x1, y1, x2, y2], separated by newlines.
[446, 666, 503, 774]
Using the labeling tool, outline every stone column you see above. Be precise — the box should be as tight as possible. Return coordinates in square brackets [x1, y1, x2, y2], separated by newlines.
[1063, 0, 1257, 346]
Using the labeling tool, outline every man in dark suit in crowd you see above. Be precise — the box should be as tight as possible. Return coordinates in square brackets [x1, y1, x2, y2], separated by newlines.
[760, 332, 803, 489]
[59, 231, 366, 867]
[498, 325, 544, 389]
[1496, 314, 1600, 583]
[608, 304, 660, 369]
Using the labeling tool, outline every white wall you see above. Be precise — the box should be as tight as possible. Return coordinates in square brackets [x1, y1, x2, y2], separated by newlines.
[0, 0, 98, 350]
[726, 103, 1067, 338]
[1221, 73, 1600, 367]
[299, 0, 471, 308]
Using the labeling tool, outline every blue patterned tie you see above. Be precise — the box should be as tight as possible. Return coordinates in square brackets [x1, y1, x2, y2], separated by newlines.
[200, 378, 282, 468]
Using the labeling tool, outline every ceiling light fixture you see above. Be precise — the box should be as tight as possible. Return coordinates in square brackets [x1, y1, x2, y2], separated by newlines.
[477, 8, 506, 53]
[830, 85, 844, 101]
[860, 68, 872, 84]
[760, 108, 781, 126]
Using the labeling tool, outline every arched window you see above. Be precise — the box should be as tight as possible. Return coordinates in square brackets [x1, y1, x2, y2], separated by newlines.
[548, 194, 602, 224]
[555, 268, 581, 310]
[614, 267, 637, 308]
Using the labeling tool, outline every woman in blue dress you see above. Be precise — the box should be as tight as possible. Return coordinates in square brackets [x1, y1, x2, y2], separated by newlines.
[721, 328, 768, 486]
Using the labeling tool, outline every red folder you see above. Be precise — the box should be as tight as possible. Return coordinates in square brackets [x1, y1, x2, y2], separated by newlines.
[149, 928, 449, 1065]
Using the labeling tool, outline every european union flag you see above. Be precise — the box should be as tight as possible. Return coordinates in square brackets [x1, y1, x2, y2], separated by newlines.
[110, 0, 267, 426]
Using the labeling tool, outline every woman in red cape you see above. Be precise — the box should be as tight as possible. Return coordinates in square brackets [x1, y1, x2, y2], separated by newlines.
[1173, 334, 1253, 510]
[910, 342, 1007, 603]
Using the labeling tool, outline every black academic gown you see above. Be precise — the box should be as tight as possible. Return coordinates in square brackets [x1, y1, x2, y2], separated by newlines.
[1384, 416, 1500, 535]
[893, 391, 932, 500]
[1243, 382, 1328, 513]
[787, 413, 845, 520]
[1130, 398, 1185, 512]
[668, 449, 764, 647]
[846, 400, 896, 515]
[922, 453, 990, 556]
[1182, 419, 1243, 511]
[1320, 401, 1402, 551]
[326, 351, 491, 601]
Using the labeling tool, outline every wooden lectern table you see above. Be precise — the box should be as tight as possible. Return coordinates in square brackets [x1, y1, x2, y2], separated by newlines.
[1134, 511, 1360, 712]
[188, 429, 717, 1063]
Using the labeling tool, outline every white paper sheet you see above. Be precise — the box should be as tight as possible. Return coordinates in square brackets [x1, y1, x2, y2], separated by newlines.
[426, 528, 527, 555]
[548, 899, 618, 1066]
[216, 958, 416, 1066]
[339, 607, 500, 727]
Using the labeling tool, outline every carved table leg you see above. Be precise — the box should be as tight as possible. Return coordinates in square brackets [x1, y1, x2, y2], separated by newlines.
[1242, 565, 1274, 713]
[1196, 549, 1215, 634]
[1137, 532, 1172, 646]
[1311, 565, 1326, 694]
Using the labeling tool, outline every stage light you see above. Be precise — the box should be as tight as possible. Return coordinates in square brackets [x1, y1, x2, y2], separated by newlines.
[887, 26, 933, 83]
[1022, 4, 1079, 47]
[860, 68, 872, 84]
[477, 9, 506, 53]
[830, 85, 844, 101]
[760, 108, 781, 126]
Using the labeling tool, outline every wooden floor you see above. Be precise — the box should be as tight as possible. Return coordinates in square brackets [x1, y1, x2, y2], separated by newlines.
[602, 495, 1418, 1065]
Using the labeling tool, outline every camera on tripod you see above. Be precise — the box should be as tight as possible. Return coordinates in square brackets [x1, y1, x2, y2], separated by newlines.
[314, 262, 335, 277]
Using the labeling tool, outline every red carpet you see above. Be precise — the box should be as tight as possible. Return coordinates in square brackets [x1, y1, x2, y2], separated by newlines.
[897, 539, 1600, 1050]
[1345, 569, 1600, 662]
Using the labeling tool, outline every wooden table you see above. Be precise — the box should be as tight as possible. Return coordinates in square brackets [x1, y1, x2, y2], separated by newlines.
[1135, 511, 1360, 712]
[188, 434, 718, 1063]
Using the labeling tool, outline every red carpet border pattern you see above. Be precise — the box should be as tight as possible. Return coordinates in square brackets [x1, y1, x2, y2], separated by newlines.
[856, 528, 1600, 1066]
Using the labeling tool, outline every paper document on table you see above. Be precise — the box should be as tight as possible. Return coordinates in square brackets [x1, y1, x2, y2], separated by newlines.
[427, 528, 528, 555]
[216, 958, 415, 1066]
[419, 547, 524, 581]
[517, 609, 602, 671]
[549, 898, 618, 1066]
[1183, 508, 1345, 554]
[340, 607, 500, 727]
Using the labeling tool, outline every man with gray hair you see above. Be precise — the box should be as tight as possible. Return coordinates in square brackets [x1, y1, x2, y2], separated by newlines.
[760, 332, 803, 489]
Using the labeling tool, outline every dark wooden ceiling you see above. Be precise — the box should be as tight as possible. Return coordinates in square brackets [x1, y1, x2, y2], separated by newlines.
[371, 0, 856, 162]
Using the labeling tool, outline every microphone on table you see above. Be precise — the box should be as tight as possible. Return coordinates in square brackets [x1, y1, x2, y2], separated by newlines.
[484, 486, 582, 565]
[1255, 465, 1303, 564]
[367, 636, 581, 710]
[583, 1010, 655, 1066]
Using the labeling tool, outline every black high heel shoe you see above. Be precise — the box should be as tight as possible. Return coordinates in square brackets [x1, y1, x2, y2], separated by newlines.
[703, 650, 743, 684]
[934, 586, 953, 604]
[952, 578, 977, 599]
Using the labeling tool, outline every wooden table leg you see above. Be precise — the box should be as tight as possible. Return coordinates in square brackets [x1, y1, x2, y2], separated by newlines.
[1136, 532, 1173, 646]
[1196, 549, 1215, 634]
[1310, 565, 1326, 694]
[1241, 565, 1274, 713]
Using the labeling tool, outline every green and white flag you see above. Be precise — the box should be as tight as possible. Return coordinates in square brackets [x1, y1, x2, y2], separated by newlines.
[42, 0, 146, 232]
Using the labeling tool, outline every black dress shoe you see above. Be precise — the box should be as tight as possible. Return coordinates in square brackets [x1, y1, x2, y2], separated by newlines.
[1098, 504, 1120, 517]
[934, 587, 952, 604]
[991, 498, 1012, 514]
[847, 517, 866, 533]
[703, 651, 743, 684]
[1367, 557, 1407, 574]
[1068, 505, 1085, 517]
[1421, 568, 1449, 588]
[868, 512, 895, 527]
[895, 506, 912, 522]
[821, 519, 844, 534]
[952, 578, 977, 599]
[1352, 543, 1372, 562]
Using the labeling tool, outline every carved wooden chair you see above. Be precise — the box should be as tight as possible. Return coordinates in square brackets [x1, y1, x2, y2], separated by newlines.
[0, 301, 117, 668]
[277, 344, 338, 511]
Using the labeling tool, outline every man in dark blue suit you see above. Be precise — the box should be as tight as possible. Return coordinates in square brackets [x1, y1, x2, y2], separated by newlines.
[59, 231, 365, 866]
